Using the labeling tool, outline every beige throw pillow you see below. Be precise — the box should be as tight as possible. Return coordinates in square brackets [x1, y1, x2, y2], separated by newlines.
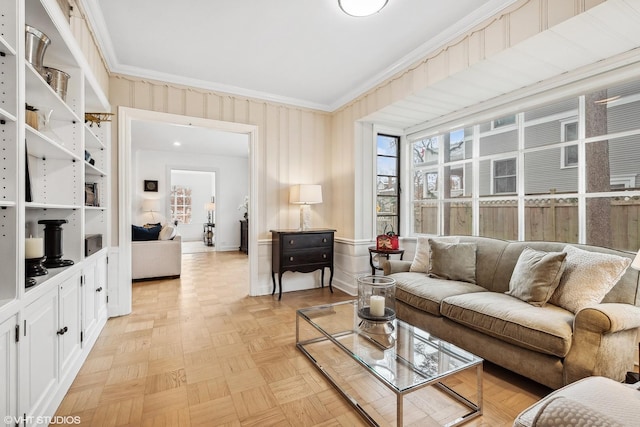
[428, 240, 477, 284]
[410, 236, 459, 273]
[548, 245, 631, 313]
[159, 224, 177, 240]
[506, 247, 567, 306]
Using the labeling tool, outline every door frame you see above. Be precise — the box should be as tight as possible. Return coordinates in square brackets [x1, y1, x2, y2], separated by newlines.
[116, 106, 258, 315]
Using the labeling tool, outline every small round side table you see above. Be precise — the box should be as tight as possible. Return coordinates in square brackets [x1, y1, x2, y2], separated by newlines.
[368, 246, 405, 275]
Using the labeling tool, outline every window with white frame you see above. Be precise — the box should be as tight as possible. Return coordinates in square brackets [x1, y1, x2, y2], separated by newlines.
[561, 119, 579, 168]
[492, 158, 517, 194]
[407, 77, 640, 252]
[170, 185, 192, 224]
[492, 114, 516, 129]
[376, 134, 400, 236]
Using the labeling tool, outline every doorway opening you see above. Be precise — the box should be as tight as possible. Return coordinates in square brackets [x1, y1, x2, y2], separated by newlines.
[116, 107, 258, 316]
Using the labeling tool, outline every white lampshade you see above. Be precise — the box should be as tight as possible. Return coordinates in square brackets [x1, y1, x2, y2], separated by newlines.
[142, 198, 160, 212]
[289, 184, 323, 205]
[338, 0, 388, 17]
[631, 249, 640, 270]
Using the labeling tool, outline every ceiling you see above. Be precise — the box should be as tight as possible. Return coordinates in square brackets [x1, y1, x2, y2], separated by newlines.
[83, 0, 518, 112]
[131, 120, 249, 157]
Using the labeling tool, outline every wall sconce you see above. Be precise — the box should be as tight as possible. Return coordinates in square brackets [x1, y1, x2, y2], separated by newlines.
[290, 184, 323, 231]
[205, 197, 216, 224]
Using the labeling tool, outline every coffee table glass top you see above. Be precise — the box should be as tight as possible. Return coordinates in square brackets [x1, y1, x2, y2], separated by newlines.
[297, 300, 482, 393]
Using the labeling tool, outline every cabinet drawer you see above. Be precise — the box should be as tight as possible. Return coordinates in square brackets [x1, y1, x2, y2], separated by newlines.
[282, 248, 331, 266]
[282, 233, 332, 250]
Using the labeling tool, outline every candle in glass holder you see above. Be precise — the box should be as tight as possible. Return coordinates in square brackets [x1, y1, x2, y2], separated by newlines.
[370, 295, 386, 317]
[25, 236, 44, 259]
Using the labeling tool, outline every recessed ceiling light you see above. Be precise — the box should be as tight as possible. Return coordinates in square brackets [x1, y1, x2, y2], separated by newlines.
[173, 141, 181, 146]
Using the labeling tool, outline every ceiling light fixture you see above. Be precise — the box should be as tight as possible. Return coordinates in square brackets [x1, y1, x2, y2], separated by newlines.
[338, 0, 388, 17]
[173, 141, 181, 146]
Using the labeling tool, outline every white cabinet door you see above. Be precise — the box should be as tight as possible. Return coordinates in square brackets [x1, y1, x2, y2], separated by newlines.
[95, 254, 108, 321]
[81, 261, 97, 346]
[21, 286, 59, 419]
[0, 315, 17, 424]
[59, 273, 81, 380]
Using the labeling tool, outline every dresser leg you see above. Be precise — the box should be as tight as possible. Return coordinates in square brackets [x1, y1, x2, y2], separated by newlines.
[329, 268, 334, 293]
[278, 273, 283, 300]
[321, 269, 325, 288]
[271, 271, 276, 295]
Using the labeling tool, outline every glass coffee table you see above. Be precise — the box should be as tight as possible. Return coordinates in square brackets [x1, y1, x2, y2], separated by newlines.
[296, 300, 483, 426]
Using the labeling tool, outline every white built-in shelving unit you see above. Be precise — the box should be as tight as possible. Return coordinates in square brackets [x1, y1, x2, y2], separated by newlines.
[0, 0, 111, 424]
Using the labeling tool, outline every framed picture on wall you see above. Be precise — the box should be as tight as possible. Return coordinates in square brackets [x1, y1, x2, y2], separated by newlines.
[144, 180, 158, 192]
[85, 183, 99, 206]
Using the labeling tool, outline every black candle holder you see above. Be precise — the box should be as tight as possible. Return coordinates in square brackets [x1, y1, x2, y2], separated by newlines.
[26, 256, 48, 277]
[38, 219, 74, 268]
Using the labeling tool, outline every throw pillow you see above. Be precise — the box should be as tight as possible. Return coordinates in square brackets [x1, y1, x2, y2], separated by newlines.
[144, 222, 161, 229]
[132, 224, 162, 241]
[159, 224, 177, 240]
[428, 240, 477, 284]
[506, 247, 567, 306]
[548, 245, 631, 313]
[410, 236, 459, 273]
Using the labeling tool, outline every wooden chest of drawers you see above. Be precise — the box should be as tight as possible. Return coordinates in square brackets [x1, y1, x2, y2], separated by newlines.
[270, 229, 335, 300]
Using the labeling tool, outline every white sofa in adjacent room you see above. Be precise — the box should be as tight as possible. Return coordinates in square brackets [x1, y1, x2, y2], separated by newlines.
[131, 224, 182, 280]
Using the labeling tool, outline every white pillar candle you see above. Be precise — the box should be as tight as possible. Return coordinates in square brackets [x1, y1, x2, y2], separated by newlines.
[25, 237, 44, 259]
[370, 295, 386, 317]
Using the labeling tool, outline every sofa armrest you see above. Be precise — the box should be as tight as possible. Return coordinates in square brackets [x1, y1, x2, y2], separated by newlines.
[382, 260, 412, 275]
[575, 303, 640, 334]
[564, 303, 640, 384]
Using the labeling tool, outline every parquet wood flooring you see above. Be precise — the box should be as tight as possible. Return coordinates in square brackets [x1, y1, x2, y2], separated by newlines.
[56, 251, 550, 426]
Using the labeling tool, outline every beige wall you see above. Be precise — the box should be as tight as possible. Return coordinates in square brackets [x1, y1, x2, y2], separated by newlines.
[70, 0, 109, 98]
[108, 76, 332, 244]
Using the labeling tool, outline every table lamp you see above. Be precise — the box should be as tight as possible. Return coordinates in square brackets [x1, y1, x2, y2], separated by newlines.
[142, 198, 160, 223]
[289, 184, 322, 231]
[205, 197, 216, 224]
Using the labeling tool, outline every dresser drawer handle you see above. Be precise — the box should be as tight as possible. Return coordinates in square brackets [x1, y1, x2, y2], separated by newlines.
[289, 257, 294, 261]
[289, 240, 294, 245]
[322, 238, 327, 243]
[323, 254, 327, 259]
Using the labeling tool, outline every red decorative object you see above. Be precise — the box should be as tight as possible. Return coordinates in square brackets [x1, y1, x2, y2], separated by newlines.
[376, 233, 399, 250]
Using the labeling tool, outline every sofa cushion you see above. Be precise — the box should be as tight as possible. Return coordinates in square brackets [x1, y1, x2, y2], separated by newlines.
[441, 293, 574, 357]
[159, 224, 177, 240]
[549, 245, 631, 313]
[410, 236, 459, 273]
[132, 224, 161, 241]
[506, 247, 567, 306]
[392, 272, 487, 316]
[429, 240, 477, 284]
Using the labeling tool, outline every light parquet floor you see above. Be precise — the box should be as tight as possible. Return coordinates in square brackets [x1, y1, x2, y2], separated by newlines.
[56, 251, 550, 426]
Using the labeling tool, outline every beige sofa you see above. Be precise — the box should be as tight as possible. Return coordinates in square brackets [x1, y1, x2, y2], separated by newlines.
[132, 234, 182, 280]
[384, 236, 640, 389]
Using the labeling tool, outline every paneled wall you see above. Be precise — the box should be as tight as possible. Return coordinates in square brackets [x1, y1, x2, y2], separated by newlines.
[108, 76, 332, 245]
[69, 0, 109, 98]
